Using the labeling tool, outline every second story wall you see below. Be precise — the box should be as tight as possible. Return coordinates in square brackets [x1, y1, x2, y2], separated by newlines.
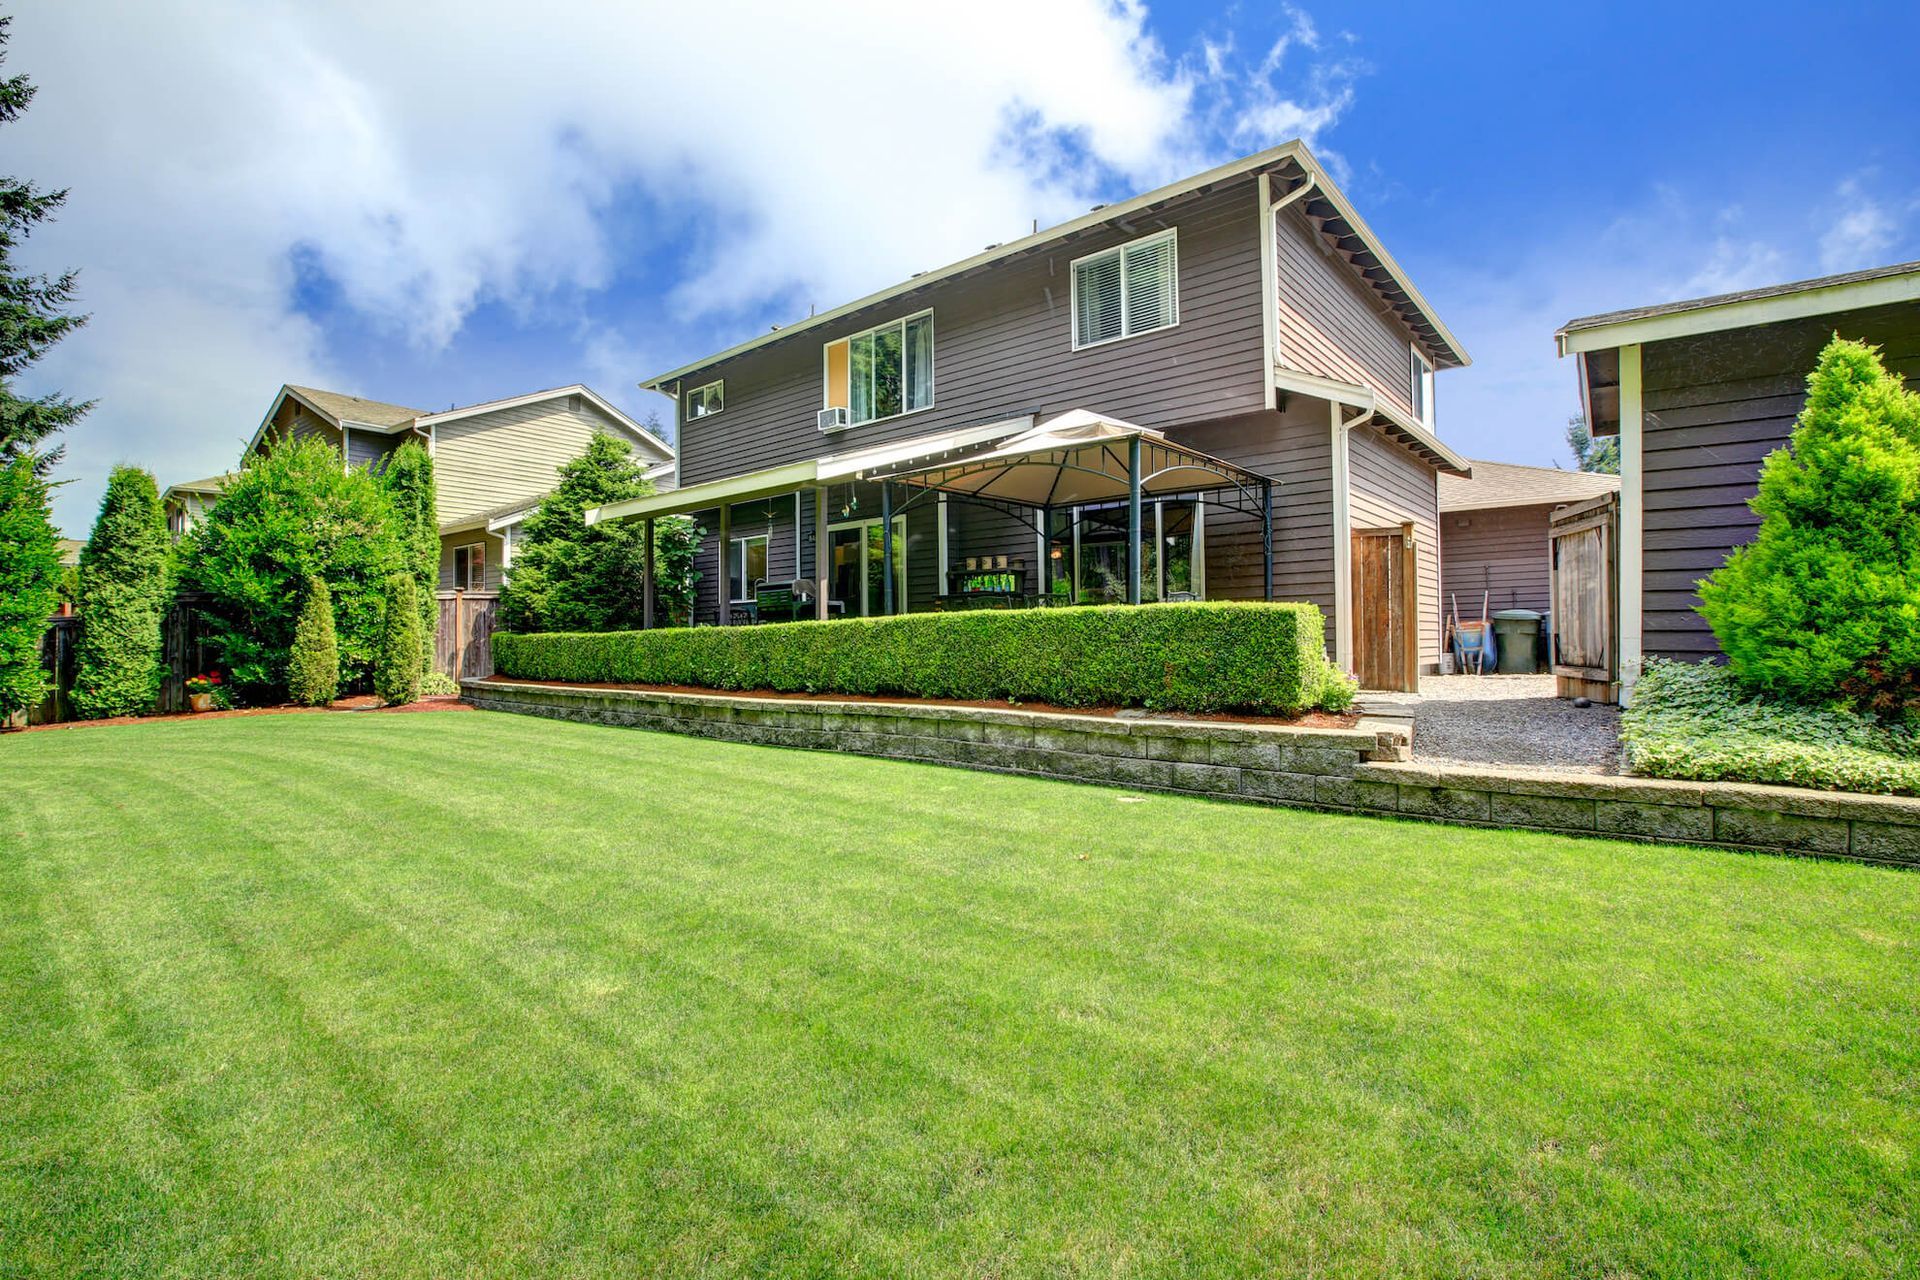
[675, 180, 1270, 486]
[434, 395, 630, 524]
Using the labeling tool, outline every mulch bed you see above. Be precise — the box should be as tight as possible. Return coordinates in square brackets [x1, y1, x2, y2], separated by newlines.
[477, 676, 1357, 730]
[11, 696, 472, 734]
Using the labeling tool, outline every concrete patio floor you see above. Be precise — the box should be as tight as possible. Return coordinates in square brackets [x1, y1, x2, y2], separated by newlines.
[1358, 674, 1624, 775]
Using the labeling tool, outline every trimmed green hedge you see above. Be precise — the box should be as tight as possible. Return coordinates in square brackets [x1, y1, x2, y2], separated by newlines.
[1623, 659, 1920, 795]
[492, 602, 1355, 715]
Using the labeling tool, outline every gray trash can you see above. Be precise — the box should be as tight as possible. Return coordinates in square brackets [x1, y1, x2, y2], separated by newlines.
[1490, 609, 1544, 675]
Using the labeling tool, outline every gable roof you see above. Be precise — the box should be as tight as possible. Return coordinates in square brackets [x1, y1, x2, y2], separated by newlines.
[162, 472, 235, 500]
[640, 140, 1467, 393]
[1556, 260, 1920, 355]
[1439, 459, 1619, 513]
[284, 384, 424, 429]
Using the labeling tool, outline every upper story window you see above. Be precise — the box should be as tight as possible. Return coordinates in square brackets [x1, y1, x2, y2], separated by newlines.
[1072, 229, 1178, 350]
[686, 380, 724, 420]
[1410, 347, 1435, 426]
[823, 311, 934, 427]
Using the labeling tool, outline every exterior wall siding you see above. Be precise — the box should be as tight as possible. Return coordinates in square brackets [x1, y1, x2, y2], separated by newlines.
[346, 429, 402, 472]
[673, 181, 1270, 487]
[1273, 202, 1425, 420]
[434, 398, 664, 525]
[440, 529, 505, 593]
[1348, 423, 1442, 670]
[1441, 503, 1555, 617]
[1640, 300, 1920, 660]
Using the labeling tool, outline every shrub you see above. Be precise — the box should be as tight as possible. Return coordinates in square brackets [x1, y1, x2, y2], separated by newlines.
[493, 602, 1353, 716]
[1622, 659, 1920, 795]
[1697, 337, 1920, 716]
[420, 670, 459, 697]
[0, 455, 62, 723]
[380, 441, 438, 671]
[287, 577, 339, 707]
[72, 465, 170, 717]
[373, 574, 424, 705]
[176, 434, 403, 697]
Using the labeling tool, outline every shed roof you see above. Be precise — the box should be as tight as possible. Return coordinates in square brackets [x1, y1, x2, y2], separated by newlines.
[1438, 459, 1619, 513]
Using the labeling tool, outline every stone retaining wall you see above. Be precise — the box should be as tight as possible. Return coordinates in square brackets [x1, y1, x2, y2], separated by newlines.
[464, 679, 1920, 869]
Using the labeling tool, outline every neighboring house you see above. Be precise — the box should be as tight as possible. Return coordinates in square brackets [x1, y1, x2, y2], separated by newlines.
[214, 382, 676, 592]
[1556, 260, 1920, 697]
[55, 537, 85, 568]
[160, 474, 235, 539]
[591, 141, 1471, 692]
[1439, 460, 1618, 616]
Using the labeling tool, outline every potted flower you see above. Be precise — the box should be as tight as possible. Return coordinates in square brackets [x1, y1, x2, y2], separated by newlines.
[184, 672, 223, 713]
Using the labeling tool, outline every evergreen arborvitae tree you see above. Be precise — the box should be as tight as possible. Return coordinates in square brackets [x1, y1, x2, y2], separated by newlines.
[500, 433, 660, 633]
[286, 577, 339, 707]
[380, 440, 438, 669]
[72, 465, 169, 717]
[0, 453, 60, 723]
[1698, 337, 1920, 716]
[1566, 415, 1620, 475]
[373, 573, 423, 706]
[0, 18, 91, 470]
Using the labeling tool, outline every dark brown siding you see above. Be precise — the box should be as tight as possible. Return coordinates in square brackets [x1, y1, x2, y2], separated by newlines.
[1274, 202, 1425, 419]
[1441, 503, 1553, 616]
[1348, 424, 1442, 669]
[1640, 300, 1920, 660]
[675, 181, 1269, 486]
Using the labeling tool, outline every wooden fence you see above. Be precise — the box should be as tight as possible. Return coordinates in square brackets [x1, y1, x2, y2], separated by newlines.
[29, 614, 80, 725]
[1548, 492, 1618, 704]
[435, 590, 498, 679]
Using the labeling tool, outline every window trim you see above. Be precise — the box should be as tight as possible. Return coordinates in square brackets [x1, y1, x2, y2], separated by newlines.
[686, 379, 725, 421]
[728, 532, 770, 604]
[452, 541, 487, 592]
[1410, 345, 1435, 426]
[820, 309, 936, 430]
[1069, 227, 1180, 352]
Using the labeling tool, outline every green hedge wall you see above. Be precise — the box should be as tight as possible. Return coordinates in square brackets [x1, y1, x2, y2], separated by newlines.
[491, 602, 1354, 715]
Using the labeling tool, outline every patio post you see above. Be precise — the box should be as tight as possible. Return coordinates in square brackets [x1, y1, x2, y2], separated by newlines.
[643, 517, 656, 629]
[717, 501, 731, 626]
[813, 485, 830, 620]
[1262, 481, 1274, 603]
[1040, 505, 1052, 601]
[881, 481, 895, 615]
[1126, 435, 1142, 605]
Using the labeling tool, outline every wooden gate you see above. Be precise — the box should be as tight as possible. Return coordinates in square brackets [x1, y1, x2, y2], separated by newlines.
[1548, 493, 1617, 703]
[435, 590, 498, 679]
[1351, 523, 1418, 693]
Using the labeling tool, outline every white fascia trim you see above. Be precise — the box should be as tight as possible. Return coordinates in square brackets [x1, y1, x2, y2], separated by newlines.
[1617, 343, 1645, 703]
[1257, 173, 1279, 411]
[484, 506, 540, 535]
[417, 384, 676, 462]
[1301, 176, 1471, 369]
[1274, 366, 1375, 409]
[1556, 270, 1920, 356]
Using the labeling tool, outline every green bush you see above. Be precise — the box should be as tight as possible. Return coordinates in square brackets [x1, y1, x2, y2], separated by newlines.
[72, 465, 170, 718]
[374, 573, 423, 706]
[419, 670, 459, 698]
[1623, 659, 1920, 795]
[493, 602, 1353, 716]
[176, 434, 403, 696]
[379, 440, 438, 672]
[1698, 337, 1920, 716]
[287, 577, 339, 707]
[0, 455, 62, 723]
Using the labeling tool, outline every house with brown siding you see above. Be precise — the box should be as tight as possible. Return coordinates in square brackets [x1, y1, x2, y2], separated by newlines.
[1439, 460, 1619, 616]
[1557, 260, 1920, 699]
[590, 141, 1472, 692]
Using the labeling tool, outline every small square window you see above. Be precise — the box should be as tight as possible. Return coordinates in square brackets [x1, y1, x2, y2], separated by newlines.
[687, 380, 724, 419]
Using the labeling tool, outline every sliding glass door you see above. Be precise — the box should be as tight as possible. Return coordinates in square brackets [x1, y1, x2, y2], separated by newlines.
[827, 516, 907, 616]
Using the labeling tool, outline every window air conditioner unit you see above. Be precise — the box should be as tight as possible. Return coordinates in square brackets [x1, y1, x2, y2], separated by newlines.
[817, 406, 850, 432]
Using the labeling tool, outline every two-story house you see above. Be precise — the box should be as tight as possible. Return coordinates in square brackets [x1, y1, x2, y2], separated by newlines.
[593, 141, 1469, 691]
[163, 382, 676, 593]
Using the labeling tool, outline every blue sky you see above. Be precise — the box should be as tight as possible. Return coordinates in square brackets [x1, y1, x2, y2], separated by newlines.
[14, 1, 1920, 535]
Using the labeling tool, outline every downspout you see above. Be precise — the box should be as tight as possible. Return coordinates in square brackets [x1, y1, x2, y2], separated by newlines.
[1258, 172, 1318, 411]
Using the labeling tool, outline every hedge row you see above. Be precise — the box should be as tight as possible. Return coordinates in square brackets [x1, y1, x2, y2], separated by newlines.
[492, 602, 1355, 715]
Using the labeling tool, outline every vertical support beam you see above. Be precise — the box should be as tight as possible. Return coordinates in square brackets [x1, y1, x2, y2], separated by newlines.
[880, 482, 895, 616]
[1617, 343, 1644, 704]
[1256, 171, 1279, 411]
[1126, 435, 1143, 605]
[642, 517, 656, 630]
[1040, 505, 1052, 601]
[1330, 399, 1354, 673]
[814, 485, 830, 621]
[1262, 481, 1274, 602]
[936, 493, 949, 596]
[717, 501, 731, 626]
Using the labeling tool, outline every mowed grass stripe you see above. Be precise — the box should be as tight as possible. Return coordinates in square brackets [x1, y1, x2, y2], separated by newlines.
[2, 710, 1916, 1278]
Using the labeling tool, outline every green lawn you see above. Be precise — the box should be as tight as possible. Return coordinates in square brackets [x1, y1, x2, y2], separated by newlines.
[4, 711, 1917, 1278]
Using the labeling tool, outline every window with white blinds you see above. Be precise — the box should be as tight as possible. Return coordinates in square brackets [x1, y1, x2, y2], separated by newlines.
[1071, 229, 1178, 349]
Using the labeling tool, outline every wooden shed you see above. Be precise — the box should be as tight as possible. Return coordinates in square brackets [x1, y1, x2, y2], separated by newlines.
[1439, 460, 1620, 617]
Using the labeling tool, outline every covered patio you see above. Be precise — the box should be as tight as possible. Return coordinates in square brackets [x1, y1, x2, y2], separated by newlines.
[587, 411, 1281, 627]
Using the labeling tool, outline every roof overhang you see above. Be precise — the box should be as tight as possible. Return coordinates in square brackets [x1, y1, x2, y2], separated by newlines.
[1556, 262, 1920, 356]
[1274, 368, 1470, 475]
[586, 415, 1034, 526]
[641, 140, 1465, 393]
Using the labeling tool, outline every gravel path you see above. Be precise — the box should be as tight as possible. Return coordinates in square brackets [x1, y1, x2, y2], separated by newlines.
[1360, 674, 1624, 774]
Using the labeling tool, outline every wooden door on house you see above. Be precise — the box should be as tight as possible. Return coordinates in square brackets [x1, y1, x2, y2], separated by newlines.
[1352, 524, 1418, 693]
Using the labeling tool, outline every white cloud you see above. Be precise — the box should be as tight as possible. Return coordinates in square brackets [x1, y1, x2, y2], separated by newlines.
[1819, 176, 1900, 273]
[14, 0, 1360, 531]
